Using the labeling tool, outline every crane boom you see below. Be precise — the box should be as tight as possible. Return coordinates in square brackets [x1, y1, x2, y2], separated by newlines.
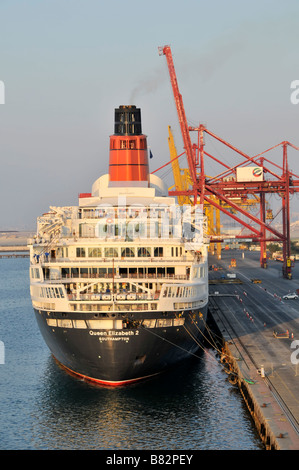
[168, 126, 192, 205]
[158, 44, 298, 278]
[159, 45, 197, 186]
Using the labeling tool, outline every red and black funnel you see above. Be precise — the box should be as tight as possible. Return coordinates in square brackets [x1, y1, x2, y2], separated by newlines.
[109, 105, 149, 186]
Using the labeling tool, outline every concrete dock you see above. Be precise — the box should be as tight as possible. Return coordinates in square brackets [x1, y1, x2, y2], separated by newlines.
[208, 250, 299, 450]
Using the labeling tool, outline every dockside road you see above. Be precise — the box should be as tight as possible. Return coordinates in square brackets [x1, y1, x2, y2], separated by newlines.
[208, 250, 299, 450]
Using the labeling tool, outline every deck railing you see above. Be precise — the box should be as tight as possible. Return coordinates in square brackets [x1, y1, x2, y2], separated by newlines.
[45, 272, 189, 281]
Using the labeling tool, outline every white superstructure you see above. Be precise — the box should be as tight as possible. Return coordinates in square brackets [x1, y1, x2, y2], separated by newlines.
[28, 105, 209, 385]
[29, 173, 209, 328]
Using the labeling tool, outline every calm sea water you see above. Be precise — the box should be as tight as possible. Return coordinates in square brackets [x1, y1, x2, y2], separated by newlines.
[0, 257, 264, 450]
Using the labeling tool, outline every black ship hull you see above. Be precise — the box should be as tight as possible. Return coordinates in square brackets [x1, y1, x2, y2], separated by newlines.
[34, 306, 208, 386]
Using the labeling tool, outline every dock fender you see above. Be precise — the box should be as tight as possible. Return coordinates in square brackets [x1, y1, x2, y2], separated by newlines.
[223, 362, 232, 374]
[228, 374, 238, 385]
[220, 354, 228, 364]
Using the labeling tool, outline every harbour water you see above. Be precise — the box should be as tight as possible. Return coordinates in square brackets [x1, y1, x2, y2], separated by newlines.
[0, 257, 264, 450]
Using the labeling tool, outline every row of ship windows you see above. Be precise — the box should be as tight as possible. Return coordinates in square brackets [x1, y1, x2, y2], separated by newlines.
[143, 318, 184, 328]
[33, 300, 159, 312]
[33, 299, 204, 313]
[46, 317, 185, 329]
[70, 303, 158, 312]
[44, 286, 64, 298]
[41, 266, 179, 282]
[110, 138, 147, 150]
[163, 283, 205, 299]
[31, 284, 205, 304]
[32, 286, 65, 299]
[32, 284, 201, 304]
[77, 222, 193, 239]
[39, 246, 185, 260]
[75, 246, 166, 258]
[79, 206, 167, 219]
[31, 268, 41, 279]
[174, 300, 205, 310]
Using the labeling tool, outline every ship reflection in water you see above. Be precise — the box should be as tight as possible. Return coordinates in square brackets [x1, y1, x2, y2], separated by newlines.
[30, 351, 263, 450]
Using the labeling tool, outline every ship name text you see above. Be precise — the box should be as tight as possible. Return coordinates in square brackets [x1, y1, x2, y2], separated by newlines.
[89, 330, 136, 336]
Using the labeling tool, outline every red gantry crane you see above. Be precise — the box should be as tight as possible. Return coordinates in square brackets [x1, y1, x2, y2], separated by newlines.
[158, 45, 299, 279]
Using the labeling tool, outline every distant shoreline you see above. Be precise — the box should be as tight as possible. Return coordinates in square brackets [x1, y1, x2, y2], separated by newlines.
[0, 246, 29, 252]
[0, 232, 34, 251]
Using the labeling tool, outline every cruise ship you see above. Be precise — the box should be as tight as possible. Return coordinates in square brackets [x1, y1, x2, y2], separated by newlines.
[28, 105, 209, 386]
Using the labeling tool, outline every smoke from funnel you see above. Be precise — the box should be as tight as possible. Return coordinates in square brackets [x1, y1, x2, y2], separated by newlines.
[129, 66, 165, 103]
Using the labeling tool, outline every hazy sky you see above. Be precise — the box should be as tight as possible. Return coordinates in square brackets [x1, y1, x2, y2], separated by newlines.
[0, 0, 299, 230]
